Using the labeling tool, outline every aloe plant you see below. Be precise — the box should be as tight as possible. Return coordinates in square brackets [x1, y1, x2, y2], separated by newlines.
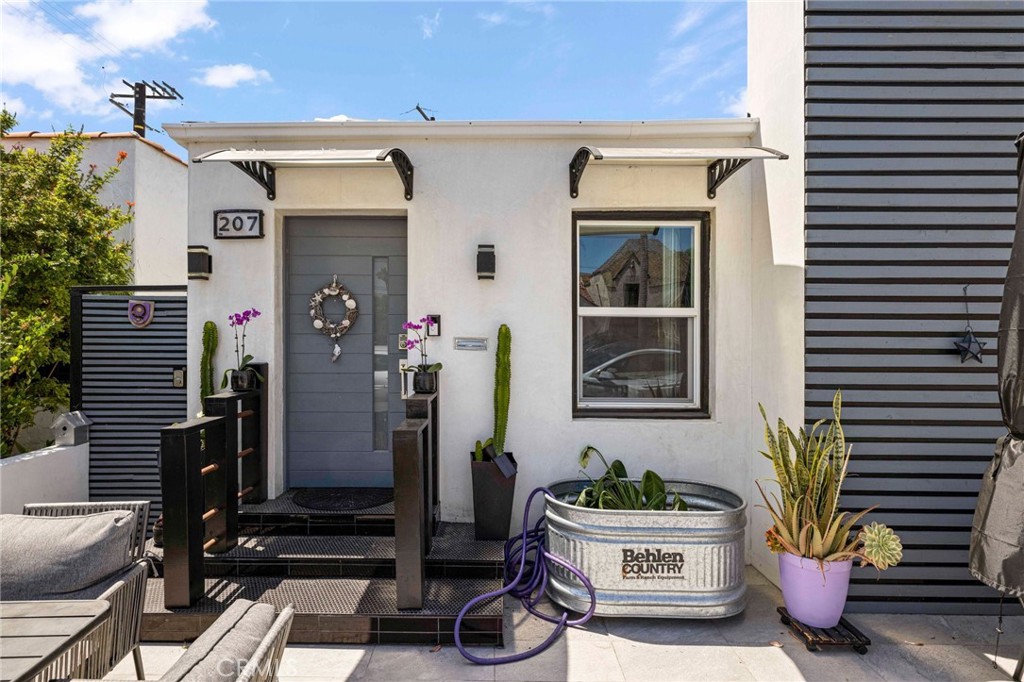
[758, 390, 902, 570]
[575, 446, 686, 511]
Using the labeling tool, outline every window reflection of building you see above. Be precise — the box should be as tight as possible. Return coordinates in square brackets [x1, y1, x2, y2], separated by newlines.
[577, 227, 695, 402]
[580, 233, 692, 309]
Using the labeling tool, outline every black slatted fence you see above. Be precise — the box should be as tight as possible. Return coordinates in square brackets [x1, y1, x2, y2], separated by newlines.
[804, 0, 1024, 614]
[72, 287, 188, 528]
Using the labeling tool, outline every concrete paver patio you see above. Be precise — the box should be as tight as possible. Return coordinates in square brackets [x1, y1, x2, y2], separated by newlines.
[106, 569, 1023, 681]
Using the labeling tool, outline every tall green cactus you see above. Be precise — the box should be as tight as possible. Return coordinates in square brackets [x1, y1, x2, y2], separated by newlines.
[492, 324, 511, 455]
[200, 321, 218, 402]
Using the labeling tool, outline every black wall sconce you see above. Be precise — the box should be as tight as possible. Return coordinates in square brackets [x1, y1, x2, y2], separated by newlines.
[477, 244, 495, 280]
[426, 314, 441, 336]
[188, 245, 212, 280]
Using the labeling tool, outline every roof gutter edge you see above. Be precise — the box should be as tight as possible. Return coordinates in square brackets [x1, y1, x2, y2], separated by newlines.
[163, 119, 760, 145]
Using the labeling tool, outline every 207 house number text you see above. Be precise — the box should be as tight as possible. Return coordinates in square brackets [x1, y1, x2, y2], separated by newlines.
[214, 209, 264, 239]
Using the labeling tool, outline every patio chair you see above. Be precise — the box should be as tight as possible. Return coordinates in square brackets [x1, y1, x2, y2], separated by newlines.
[18, 501, 151, 680]
[76, 599, 295, 682]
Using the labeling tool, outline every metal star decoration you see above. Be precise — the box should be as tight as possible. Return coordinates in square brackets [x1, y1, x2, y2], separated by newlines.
[955, 326, 986, 364]
[954, 285, 985, 363]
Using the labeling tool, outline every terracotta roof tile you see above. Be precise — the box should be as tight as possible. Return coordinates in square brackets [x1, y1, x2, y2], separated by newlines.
[3, 130, 186, 167]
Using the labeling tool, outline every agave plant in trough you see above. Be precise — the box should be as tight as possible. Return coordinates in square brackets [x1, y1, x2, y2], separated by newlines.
[575, 446, 687, 511]
[757, 389, 903, 628]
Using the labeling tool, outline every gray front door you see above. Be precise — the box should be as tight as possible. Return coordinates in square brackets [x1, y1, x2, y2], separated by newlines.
[285, 217, 407, 487]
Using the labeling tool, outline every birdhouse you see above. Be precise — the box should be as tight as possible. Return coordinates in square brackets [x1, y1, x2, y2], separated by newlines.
[51, 411, 93, 446]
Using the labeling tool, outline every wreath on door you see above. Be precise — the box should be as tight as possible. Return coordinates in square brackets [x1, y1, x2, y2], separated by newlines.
[309, 274, 358, 363]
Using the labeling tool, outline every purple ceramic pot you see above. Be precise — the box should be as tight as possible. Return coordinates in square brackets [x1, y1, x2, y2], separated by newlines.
[778, 552, 853, 628]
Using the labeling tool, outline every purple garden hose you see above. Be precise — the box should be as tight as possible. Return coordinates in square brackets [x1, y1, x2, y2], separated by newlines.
[454, 487, 597, 665]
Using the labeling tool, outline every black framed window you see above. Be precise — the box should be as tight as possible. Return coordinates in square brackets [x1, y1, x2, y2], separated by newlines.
[573, 211, 710, 419]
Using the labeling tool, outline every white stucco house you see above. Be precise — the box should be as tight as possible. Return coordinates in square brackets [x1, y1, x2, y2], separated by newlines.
[3, 131, 188, 285]
[165, 110, 801, 578]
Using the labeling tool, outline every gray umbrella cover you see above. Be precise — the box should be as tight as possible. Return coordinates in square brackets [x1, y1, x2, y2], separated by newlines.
[969, 132, 1024, 597]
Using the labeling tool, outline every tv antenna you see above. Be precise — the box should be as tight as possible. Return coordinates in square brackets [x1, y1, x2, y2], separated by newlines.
[401, 103, 436, 121]
[109, 80, 183, 137]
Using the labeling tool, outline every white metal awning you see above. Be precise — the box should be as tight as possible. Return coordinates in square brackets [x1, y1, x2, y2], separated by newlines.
[192, 148, 414, 200]
[569, 146, 788, 199]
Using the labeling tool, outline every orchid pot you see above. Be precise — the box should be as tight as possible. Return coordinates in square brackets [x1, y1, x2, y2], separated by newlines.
[229, 368, 258, 391]
[221, 308, 264, 391]
[412, 367, 437, 394]
[401, 317, 442, 395]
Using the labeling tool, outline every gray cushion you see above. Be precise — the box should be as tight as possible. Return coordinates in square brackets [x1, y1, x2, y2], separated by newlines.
[0, 511, 135, 600]
[161, 599, 277, 682]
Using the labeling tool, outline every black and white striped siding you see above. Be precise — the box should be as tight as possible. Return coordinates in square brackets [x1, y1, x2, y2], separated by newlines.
[804, 0, 1024, 613]
[80, 294, 188, 525]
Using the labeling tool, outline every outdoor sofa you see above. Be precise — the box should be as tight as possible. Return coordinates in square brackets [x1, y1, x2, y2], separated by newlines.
[0, 501, 151, 681]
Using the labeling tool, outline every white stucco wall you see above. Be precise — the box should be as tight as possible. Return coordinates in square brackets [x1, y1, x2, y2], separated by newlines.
[133, 140, 188, 285]
[0, 443, 90, 513]
[747, 1, 806, 584]
[168, 119, 795, 555]
[2, 133, 187, 285]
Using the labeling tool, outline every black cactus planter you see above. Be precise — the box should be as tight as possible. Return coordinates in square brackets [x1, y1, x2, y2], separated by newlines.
[471, 451, 518, 541]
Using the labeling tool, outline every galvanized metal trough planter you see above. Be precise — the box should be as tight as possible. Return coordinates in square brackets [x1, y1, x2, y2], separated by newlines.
[545, 479, 747, 618]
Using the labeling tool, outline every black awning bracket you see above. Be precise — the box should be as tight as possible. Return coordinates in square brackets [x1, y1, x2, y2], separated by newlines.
[569, 147, 598, 199]
[230, 160, 276, 201]
[382, 148, 414, 201]
[707, 146, 788, 199]
[706, 158, 751, 200]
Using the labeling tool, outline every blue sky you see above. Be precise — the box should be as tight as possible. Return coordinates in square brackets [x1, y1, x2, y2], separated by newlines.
[1, 1, 748, 159]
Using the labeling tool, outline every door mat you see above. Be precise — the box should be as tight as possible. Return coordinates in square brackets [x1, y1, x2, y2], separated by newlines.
[292, 487, 394, 512]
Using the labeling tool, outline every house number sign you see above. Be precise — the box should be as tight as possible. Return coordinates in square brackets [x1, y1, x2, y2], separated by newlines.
[213, 209, 264, 239]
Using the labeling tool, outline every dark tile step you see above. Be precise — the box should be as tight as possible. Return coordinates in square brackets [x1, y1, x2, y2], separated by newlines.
[142, 575, 504, 646]
[145, 523, 504, 580]
[238, 513, 395, 537]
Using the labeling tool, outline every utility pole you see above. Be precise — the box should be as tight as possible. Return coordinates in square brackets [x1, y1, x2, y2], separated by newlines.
[109, 80, 183, 137]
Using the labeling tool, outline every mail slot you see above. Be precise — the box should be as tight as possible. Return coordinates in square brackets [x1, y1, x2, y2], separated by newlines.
[454, 337, 488, 351]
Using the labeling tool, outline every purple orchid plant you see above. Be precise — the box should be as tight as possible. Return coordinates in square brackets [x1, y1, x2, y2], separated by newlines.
[401, 317, 442, 373]
[221, 308, 264, 388]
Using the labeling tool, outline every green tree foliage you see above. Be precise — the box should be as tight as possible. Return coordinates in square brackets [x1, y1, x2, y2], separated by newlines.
[1, 110, 133, 456]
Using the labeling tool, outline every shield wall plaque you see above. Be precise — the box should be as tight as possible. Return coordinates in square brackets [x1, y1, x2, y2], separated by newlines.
[128, 300, 155, 328]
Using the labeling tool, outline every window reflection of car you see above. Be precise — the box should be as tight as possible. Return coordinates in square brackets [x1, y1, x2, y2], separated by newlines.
[581, 348, 683, 398]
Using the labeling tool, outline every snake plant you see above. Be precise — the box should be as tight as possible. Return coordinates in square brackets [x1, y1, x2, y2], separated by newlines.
[757, 390, 902, 570]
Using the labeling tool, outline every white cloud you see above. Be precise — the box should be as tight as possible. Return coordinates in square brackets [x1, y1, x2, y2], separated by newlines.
[75, 0, 215, 53]
[722, 87, 748, 117]
[651, 45, 701, 85]
[670, 6, 708, 38]
[2, 95, 29, 118]
[477, 11, 509, 27]
[194, 64, 271, 89]
[0, 1, 214, 117]
[649, 5, 746, 110]
[516, 2, 555, 20]
[418, 10, 441, 39]
[313, 114, 366, 122]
